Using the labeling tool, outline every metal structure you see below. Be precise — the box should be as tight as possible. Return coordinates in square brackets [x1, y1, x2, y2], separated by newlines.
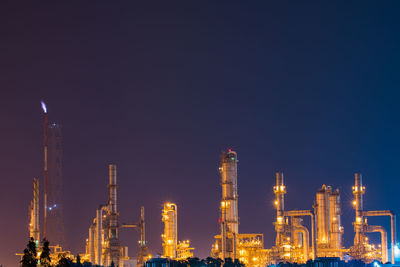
[270, 172, 315, 264]
[46, 122, 65, 246]
[211, 150, 269, 267]
[85, 164, 123, 266]
[161, 202, 194, 260]
[218, 150, 239, 260]
[313, 185, 343, 258]
[42, 101, 48, 239]
[41, 101, 65, 246]
[121, 206, 151, 266]
[348, 173, 396, 263]
[29, 178, 40, 244]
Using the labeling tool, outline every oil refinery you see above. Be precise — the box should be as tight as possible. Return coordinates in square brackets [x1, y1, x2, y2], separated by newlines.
[21, 104, 398, 266]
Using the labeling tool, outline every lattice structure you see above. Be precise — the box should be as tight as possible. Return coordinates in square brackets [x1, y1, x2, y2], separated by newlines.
[46, 123, 65, 246]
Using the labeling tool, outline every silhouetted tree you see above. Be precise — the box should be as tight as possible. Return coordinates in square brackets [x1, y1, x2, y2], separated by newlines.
[21, 238, 37, 267]
[110, 261, 115, 267]
[206, 257, 222, 267]
[56, 253, 71, 267]
[233, 259, 244, 267]
[40, 239, 51, 267]
[75, 255, 82, 267]
[187, 257, 205, 267]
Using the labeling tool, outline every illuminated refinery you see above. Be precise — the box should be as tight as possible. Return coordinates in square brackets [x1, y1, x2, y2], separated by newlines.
[22, 104, 397, 266]
[162, 203, 194, 260]
[210, 150, 397, 267]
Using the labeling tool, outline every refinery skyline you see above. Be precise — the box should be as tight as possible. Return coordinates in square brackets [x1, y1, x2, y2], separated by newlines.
[2, 1, 400, 267]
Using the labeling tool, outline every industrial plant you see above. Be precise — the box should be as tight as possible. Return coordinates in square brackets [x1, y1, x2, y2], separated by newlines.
[21, 103, 398, 267]
[210, 150, 397, 267]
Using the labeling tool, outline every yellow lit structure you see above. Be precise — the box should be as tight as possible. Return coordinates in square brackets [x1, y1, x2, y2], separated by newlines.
[313, 185, 344, 258]
[162, 202, 194, 260]
[84, 164, 134, 267]
[270, 172, 315, 264]
[348, 173, 395, 263]
[211, 150, 270, 267]
[162, 203, 178, 258]
[29, 178, 40, 244]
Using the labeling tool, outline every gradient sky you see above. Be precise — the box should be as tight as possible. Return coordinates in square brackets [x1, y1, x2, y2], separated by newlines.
[2, 1, 400, 267]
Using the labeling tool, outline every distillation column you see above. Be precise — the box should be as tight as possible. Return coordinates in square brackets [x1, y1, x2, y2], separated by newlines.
[353, 173, 365, 247]
[314, 185, 343, 258]
[274, 172, 287, 247]
[329, 189, 343, 257]
[105, 164, 121, 266]
[29, 178, 40, 244]
[162, 203, 178, 258]
[220, 150, 239, 260]
[315, 185, 330, 248]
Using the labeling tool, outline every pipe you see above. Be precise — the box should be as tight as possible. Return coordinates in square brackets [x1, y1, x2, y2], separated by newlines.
[362, 210, 396, 263]
[365, 225, 388, 263]
[293, 225, 310, 262]
[284, 210, 316, 260]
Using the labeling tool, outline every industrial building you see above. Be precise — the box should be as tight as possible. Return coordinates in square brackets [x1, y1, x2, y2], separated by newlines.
[210, 149, 397, 266]
[211, 150, 270, 267]
[22, 104, 397, 266]
[161, 202, 194, 260]
[83, 164, 135, 267]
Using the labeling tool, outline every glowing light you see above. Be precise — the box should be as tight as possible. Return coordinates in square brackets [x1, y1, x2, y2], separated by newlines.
[353, 200, 357, 206]
[41, 101, 47, 113]
[394, 243, 400, 258]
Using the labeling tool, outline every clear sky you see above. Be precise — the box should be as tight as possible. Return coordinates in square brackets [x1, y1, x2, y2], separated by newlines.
[1, 1, 400, 267]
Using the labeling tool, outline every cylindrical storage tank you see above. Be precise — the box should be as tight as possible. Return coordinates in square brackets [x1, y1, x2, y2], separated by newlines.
[220, 150, 239, 234]
[329, 189, 342, 253]
[315, 185, 330, 246]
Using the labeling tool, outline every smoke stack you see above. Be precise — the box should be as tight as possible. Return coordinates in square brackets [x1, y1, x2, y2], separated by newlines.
[42, 101, 48, 239]
[109, 164, 117, 214]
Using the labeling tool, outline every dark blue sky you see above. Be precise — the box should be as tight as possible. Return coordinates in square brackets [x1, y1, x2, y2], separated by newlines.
[1, 1, 400, 266]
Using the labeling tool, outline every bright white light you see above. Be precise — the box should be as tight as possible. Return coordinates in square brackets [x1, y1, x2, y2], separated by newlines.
[394, 243, 400, 258]
[41, 101, 47, 113]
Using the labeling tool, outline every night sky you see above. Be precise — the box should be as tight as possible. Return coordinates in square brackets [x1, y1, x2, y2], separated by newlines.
[2, 2, 400, 267]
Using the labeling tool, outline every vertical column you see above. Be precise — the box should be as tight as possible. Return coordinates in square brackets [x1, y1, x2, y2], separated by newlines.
[108, 164, 118, 239]
[274, 172, 286, 246]
[220, 150, 239, 259]
[162, 203, 178, 258]
[353, 173, 365, 246]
